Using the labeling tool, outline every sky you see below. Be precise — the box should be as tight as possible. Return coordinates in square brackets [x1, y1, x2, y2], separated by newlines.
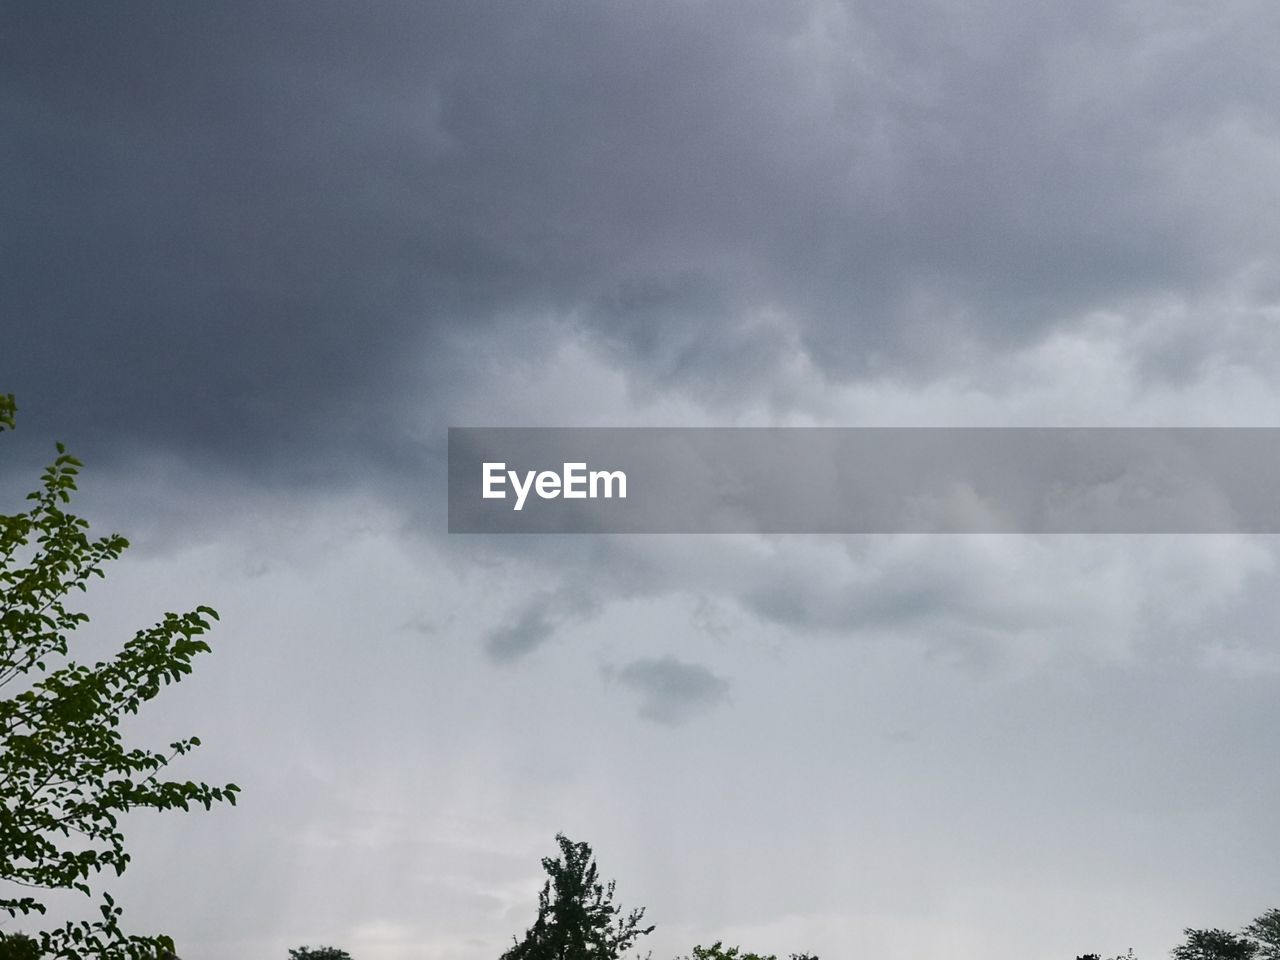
[3, 2, 1280, 958]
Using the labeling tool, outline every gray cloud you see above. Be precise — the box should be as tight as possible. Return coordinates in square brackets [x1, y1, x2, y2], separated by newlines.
[610, 655, 730, 725]
[8, 6, 1280, 956]
[483, 585, 604, 663]
[484, 604, 558, 663]
[6, 1, 1280, 483]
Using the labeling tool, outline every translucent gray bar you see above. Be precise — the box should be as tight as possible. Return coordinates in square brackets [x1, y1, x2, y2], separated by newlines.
[447, 427, 1280, 533]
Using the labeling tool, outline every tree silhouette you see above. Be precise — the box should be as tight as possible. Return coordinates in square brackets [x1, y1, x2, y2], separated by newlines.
[1246, 909, 1280, 960]
[682, 944, 774, 960]
[678, 942, 819, 960]
[501, 834, 654, 960]
[288, 948, 353, 960]
[0, 932, 39, 960]
[1171, 929, 1258, 960]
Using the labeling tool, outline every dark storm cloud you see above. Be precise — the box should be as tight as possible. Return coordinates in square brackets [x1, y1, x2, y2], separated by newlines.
[610, 655, 729, 725]
[5, 1, 1279, 480]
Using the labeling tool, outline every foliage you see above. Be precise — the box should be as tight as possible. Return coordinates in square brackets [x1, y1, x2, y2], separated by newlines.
[684, 944, 771, 960]
[679, 942, 817, 960]
[501, 834, 654, 960]
[0, 932, 41, 960]
[1171, 929, 1259, 960]
[287, 948, 353, 960]
[1, 395, 239, 957]
[1246, 910, 1280, 960]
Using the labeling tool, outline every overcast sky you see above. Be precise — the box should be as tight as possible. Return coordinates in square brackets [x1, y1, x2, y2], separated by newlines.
[4, 2, 1280, 958]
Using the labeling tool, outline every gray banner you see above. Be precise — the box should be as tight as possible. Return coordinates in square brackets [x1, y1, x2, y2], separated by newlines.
[447, 427, 1280, 533]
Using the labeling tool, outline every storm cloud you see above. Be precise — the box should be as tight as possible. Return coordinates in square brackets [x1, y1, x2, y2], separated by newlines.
[5, 3, 1280, 959]
[6, 1, 1280, 477]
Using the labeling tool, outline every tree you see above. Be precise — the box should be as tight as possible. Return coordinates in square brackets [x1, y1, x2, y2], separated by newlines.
[1, 394, 239, 957]
[501, 834, 654, 960]
[0, 932, 40, 960]
[678, 942, 818, 960]
[681, 944, 770, 960]
[682, 945, 774, 960]
[1171, 929, 1258, 960]
[288, 948, 353, 960]
[1246, 909, 1280, 960]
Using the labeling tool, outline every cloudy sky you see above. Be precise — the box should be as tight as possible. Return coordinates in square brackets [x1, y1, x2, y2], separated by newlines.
[4, 2, 1280, 958]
